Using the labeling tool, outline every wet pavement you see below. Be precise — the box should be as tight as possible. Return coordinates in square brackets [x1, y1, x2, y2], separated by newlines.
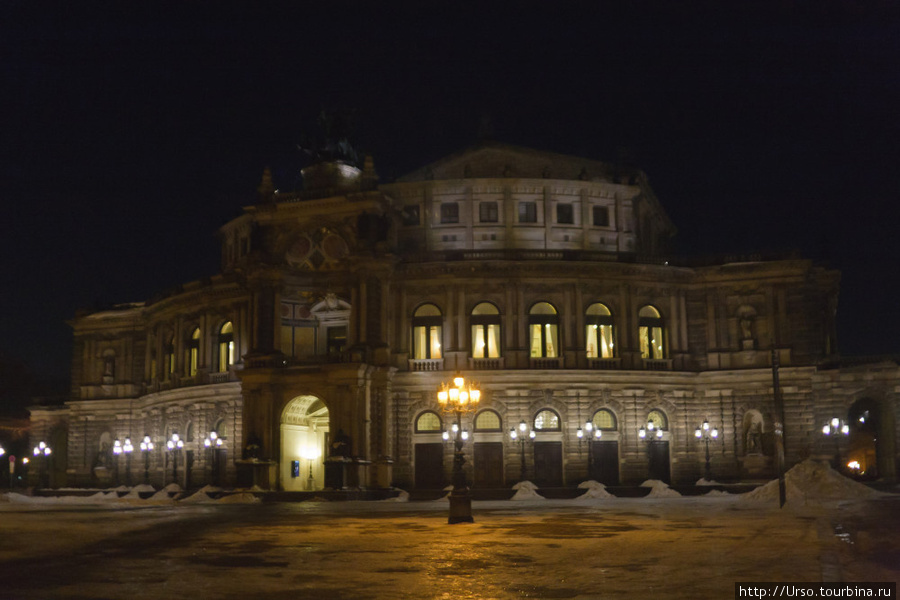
[0, 494, 898, 599]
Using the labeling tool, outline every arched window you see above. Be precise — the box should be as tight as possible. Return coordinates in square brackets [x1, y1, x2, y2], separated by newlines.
[474, 410, 501, 432]
[415, 411, 442, 433]
[638, 305, 667, 359]
[218, 321, 234, 372]
[213, 419, 228, 440]
[164, 335, 175, 380]
[591, 409, 618, 431]
[471, 302, 501, 358]
[412, 304, 443, 360]
[646, 409, 668, 431]
[101, 349, 116, 383]
[534, 409, 561, 431]
[186, 327, 201, 377]
[529, 302, 559, 358]
[585, 303, 615, 358]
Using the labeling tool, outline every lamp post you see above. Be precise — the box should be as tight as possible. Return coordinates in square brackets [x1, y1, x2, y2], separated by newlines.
[166, 433, 184, 486]
[694, 420, 719, 481]
[509, 420, 535, 482]
[32, 441, 52, 489]
[576, 420, 602, 480]
[437, 372, 480, 524]
[113, 438, 133, 486]
[0, 445, 5, 489]
[822, 417, 849, 470]
[139, 435, 154, 485]
[303, 446, 319, 491]
[203, 431, 223, 486]
[637, 421, 664, 481]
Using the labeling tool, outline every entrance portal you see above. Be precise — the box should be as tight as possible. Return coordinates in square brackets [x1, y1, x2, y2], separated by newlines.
[281, 396, 329, 491]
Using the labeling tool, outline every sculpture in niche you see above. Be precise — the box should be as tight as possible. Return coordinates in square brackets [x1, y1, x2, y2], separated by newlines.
[742, 410, 765, 455]
[737, 305, 757, 350]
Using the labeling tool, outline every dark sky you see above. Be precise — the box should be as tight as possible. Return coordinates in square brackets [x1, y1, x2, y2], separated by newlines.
[2, 2, 900, 387]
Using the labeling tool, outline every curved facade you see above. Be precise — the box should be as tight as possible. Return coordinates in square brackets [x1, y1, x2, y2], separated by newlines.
[30, 142, 899, 491]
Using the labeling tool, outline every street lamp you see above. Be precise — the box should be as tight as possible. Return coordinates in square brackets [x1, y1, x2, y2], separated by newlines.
[203, 431, 224, 486]
[576, 420, 602, 480]
[638, 420, 664, 441]
[509, 420, 535, 483]
[302, 446, 319, 491]
[436, 372, 480, 524]
[139, 435, 154, 485]
[166, 433, 184, 486]
[822, 417, 849, 470]
[32, 441, 52, 488]
[694, 420, 719, 481]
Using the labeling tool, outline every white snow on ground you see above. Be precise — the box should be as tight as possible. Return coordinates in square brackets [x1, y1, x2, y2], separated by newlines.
[574, 480, 614, 500]
[695, 478, 720, 486]
[380, 490, 409, 502]
[510, 480, 546, 500]
[640, 479, 682, 497]
[741, 458, 883, 504]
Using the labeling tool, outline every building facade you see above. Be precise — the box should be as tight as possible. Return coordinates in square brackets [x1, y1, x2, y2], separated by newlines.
[30, 142, 898, 491]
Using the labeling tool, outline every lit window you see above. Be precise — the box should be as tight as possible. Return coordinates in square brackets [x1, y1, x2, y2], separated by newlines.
[534, 409, 560, 431]
[529, 302, 558, 358]
[518, 201, 537, 223]
[164, 335, 175, 380]
[218, 321, 234, 372]
[593, 206, 610, 227]
[415, 411, 442, 432]
[327, 326, 347, 356]
[557, 203, 574, 224]
[591, 409, 617, 431]
[474, 410, 501, 432]
[479, 201, 499, 223]
[647, 410, 667, 431]
[585, 303, 615, 358]
[440, 202, 459, 224]
[186, 327, 200, 377]
[471, 302, 501, 358]
[412, 304, 443, 360]
[638, 305, 666, 359]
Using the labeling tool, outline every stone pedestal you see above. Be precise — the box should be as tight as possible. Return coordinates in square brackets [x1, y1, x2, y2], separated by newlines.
[740, 454, 773, 479]
[374, 457, 394, 489]
[448, 488, 474, 524]
[235, 459, 275, 490]
[325, 457, 352, 490]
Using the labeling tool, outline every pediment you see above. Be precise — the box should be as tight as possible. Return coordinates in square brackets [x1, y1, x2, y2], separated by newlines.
[398, 142, 633, 183]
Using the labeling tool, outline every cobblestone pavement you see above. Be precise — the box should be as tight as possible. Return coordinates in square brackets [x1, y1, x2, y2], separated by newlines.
[0, 494, 897, 599]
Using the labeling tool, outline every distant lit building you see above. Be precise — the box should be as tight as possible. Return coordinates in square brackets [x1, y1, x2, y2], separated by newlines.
[30, 142, 898, 491]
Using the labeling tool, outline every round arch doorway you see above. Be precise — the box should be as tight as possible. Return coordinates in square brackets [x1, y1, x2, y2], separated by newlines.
[281, 395, 329, 491]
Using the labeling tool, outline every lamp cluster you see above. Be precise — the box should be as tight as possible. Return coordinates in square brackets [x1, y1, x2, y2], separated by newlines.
[822, 417, 849, 436]
[437, 374, 481, 413]
[33, 441, 52, 457]
[576, 420, 602, 441]
[113, 437, 134, 456]
[638, 421, 664, 440]
[694, 420, 719, 440]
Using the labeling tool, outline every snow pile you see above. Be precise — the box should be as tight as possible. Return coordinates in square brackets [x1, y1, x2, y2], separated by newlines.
[122, 484, 156, 499]
[575, 480, 614, 500]
[380, 490, 410, 502]
[704, 489, 732, 497]
[742, 459, 882, 504]
[179, 485, 224, 503]
[510, 481, 545, 501]
[640, 479, 682, 498]
[216, 492, 261, 504]
[696, 478, 720, 486]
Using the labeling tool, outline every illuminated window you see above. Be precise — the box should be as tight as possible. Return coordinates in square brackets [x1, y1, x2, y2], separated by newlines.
[440, 202, 459, 224]
[218, 321, 234, 372]
[479, 201, 499, 223]
[412, 304, 443, 360]
[186, 328, 200, 377]
[593, 206, 610, 227]
[529, 302, 559, 358]
[164, 335, 175, 380]
[474, 410, 501, 432]
[557, 203, 574, 224]
[415, 411, 442, 432]
[638, 305, 667, 359]
[585, 303, 615, 358]
[591, 409, 617, 431]
[534, 409, 561, 431]
[326, 326, 347, 356]
[519, 201, 537, 223]
[471, 302, 501, 358]
[646, 410, 667, 431]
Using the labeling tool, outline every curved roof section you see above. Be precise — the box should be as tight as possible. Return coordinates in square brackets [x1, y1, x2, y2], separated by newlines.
[397, 141, 641, 184]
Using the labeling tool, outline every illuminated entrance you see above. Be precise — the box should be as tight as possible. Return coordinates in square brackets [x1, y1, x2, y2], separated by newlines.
[281, 395, 329, 491]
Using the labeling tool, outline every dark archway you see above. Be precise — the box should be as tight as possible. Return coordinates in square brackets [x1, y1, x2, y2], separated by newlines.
[847, 398, 895, 481]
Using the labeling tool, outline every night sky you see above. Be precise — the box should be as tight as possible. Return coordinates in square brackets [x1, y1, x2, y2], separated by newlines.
[3, 3, 899, 395]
